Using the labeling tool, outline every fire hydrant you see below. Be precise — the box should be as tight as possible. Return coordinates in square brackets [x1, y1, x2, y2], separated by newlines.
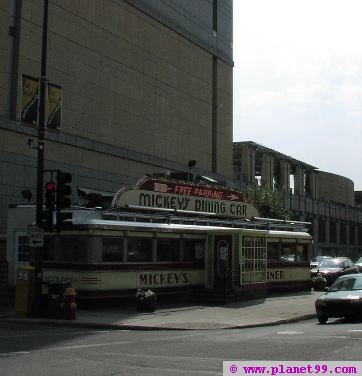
[64, 287, 77, 320]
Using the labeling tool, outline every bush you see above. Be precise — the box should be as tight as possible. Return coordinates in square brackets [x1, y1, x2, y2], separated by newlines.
[312, 275, 327, 291]
[135, 289, 157, 312]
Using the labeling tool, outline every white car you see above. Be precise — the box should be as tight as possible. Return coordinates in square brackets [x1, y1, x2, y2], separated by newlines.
[355, 257, 362, 272]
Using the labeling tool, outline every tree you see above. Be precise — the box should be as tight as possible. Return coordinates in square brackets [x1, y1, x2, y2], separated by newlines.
[248, 184, 289, 220]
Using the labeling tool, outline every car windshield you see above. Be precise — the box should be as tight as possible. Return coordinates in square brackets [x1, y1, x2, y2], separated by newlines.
[318, 259, 346, 268]
[329, 277, 362, 292]
[356, 257, 362, 263]
[313, 256, 329, 262]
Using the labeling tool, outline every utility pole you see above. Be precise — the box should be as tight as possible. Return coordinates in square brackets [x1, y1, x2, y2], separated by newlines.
[35, 0, 48, 227]
[32, 0, 48, 317]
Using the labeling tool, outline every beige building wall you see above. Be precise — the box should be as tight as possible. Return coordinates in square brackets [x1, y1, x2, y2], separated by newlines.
[0, 2, 10, 115]
[317, 171, 355, 206]
[13, 0, 231, 175]
[216, 60, 233, 176]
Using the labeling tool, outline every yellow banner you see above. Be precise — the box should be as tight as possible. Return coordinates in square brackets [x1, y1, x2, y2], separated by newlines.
[21, 75, 38, 125]
[47, 83, 62, 130]
[20, 75, 62, 130]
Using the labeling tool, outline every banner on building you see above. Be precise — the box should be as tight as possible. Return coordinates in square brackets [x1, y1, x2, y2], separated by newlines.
[21, 75, 39, 126]
[20, 74, 62, 130]
[47, 83, 62, 130]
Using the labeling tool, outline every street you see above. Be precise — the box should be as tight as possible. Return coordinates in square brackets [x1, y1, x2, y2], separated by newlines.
[0, 319, 361, 375]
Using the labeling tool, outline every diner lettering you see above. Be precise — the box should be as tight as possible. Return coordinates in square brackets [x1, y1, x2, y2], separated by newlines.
[139, 193, 190, 210]
[139, 272, 189, 286]
[267, 270, 285, 280]
[138, 192, 251, 218]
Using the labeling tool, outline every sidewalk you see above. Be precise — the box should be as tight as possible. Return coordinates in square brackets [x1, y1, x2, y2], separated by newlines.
[0, 290, 320, 330]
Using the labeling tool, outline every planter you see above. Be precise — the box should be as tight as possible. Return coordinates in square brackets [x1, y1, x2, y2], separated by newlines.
[135, 289, 157, 312]
[312, 278, 327, 291]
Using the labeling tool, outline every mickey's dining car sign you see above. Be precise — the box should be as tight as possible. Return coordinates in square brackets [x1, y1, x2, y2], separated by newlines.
[112, 177, 259, 219]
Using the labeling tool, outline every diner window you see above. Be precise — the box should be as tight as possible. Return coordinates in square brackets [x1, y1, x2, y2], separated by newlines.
[281, 244, 297, 262]
[43, 237, 56, 261]
[58, 236, 87, 262]
[183, 240, 205, 261]
[157, 239, 180, 262]
[281, 244, 307, 262]
[127, 238, 153, 262]
[102, 238, 123, 262]
[267, 243, 279, 261]
[281, 245, 295, 262]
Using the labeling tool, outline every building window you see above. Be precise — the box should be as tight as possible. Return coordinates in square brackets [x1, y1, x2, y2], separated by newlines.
[340, 223, 347, 245]
[127, 238, 153, 262]
[358, 226, 362, 245]
[17, 236, 30, 262]
[349, 225, 355, 245]
[213, 0, 218, 32]
[102, 238, 123, 262]
[329, 222, 337, 244]
[0, 238, 6, 261]
[318, 219, 326, 242]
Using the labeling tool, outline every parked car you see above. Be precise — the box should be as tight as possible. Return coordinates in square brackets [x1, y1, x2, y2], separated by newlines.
[355, 257, 362, 272]
[310, 255, 332, 269]
[315, 274, 362, 324]
[310, 257, 359, 286]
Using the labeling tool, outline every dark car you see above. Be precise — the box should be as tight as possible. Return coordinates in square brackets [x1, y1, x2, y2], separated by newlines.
[310, 255, 332, 269]
[310, 257, 359, 286]
[355, 257, 362, 272]
[315, 274, 362, 323]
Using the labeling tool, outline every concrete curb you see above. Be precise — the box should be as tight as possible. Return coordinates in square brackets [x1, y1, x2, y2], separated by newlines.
[0, 313, 317, 331]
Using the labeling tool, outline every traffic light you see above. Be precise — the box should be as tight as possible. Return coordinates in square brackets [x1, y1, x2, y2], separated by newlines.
[44, 181, 56, 231]
[45, 181, 56, 210]
[56, 171, 72, 232]
[56, 171, 72, 209]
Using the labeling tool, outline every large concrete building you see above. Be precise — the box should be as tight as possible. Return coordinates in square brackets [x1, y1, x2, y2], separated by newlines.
[233, 141, 362, 259]
[0, 1, 234, 260]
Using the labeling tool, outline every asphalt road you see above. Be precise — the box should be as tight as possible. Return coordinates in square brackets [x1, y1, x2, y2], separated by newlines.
[0, 319, 361, 376]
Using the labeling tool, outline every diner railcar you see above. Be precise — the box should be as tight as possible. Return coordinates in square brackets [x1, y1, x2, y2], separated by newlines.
[40, 208, 312, 301]
[7, 175, 313, 301]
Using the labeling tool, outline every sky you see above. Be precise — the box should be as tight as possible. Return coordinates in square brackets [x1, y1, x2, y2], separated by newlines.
[233, 0, 362, 190]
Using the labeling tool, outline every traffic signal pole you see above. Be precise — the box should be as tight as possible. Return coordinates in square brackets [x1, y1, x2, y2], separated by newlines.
[32, 0, 48, 317]
[35, 0, 48, 227]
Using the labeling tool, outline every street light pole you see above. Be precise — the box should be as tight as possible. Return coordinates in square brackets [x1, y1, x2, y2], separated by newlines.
[32, 0, 48, 317]
[35, 0, 48, 227]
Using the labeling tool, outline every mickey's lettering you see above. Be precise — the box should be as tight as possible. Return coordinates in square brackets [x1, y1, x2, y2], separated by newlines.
[139, 272, 190, 286]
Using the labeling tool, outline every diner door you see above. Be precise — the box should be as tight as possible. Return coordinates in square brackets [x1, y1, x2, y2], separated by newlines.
[214, 235, 233, 289]
[240, 235, 267, 285]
